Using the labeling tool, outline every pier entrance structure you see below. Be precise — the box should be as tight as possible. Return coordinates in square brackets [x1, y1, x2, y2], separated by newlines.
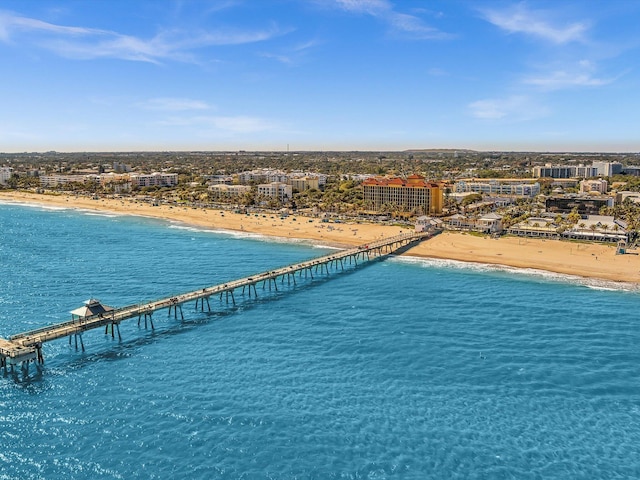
[0, 232, 431, 374]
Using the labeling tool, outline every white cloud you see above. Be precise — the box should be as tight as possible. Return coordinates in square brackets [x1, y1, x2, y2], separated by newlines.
[259, 52, 293, 64]
[0, 10, 106, 39]
[468, 95, 549, 121]
[524, 70, 612, 89]
[158, 115, 277, 133]
[0, 10, 283, 63]
[334, 0, 390, 15]
[427, 67, 448, 77]
[207, 116, 276, 133]
[330, 0, 449, 39]
[260, 38, 321, 65]
[483, 4, 588, 44]
[138, 98, 212, 111]
[388, 12, 447, 39]
[522, 59, 618, 90]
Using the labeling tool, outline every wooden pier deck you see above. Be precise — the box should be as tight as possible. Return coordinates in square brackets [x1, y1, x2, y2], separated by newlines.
[0, 231, 431, 373]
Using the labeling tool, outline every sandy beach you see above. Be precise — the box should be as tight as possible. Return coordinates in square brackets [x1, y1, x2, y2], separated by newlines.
[2, 190, 639, 284]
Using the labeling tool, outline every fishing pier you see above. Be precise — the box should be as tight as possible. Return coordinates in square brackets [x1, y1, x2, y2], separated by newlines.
[0, 232, 431, 375]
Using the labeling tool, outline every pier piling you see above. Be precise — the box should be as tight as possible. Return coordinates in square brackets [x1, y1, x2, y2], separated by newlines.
[0, 232, 433, 375]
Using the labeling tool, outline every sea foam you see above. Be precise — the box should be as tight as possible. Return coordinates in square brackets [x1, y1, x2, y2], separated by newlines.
[394, 255, 640, 293]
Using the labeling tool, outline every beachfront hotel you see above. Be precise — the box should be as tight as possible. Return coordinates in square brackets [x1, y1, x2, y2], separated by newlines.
[362, 174, 444, 215]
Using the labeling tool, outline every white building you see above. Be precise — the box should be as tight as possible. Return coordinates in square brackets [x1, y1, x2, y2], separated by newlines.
[477, 212, 503, 233]
[238, 169, 328, 189]
[289, 172, 328, 189]
[257, 182, 292, 202]
[0, 166, 13, 185]
[129, 173, 178, 188]
[592, 161, 623, 177]
[208, 184, 251, 199]
[507, 217, 559, 238]
[40, 174, 89, 187]
[580, 179, 608, 194]
[563, 215, 627, 243]
[238, 169, 288, 184]
[98, 173, 132, 193]
[532, 164, 598, 179]
[415, 216, 443, 233]
[289, 176, 320, 192]
[616, 191, 640, 205]
[204, 175, 234, 185]
[454, 179, 540, 197]
[446, 213, 502, 233]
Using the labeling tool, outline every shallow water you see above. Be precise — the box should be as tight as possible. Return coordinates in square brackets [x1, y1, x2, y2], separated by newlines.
[1, 203, 639, 479]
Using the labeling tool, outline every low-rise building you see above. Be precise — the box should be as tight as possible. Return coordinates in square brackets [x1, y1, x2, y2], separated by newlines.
[238, 169, 328, 190]
[208, 184, 251, 199]
[257, 182, 292, 202]
[415, 216, 443, 233]
[446, 213, 503, 234]
[238, 169, 288, 184]
[40, 174, 89, 187]
[580, 179, 608, 194]
[507, 214, 628, 243]
[545, 195, 613, 215]
[204, 175, 234, 185]
[562, 215, 628, 243]
[129, 173, 178, 188]
[112, 162, 132, 173]
[507, 217, 559, 238]
[477, 213, 503, 233]
[615, 191, 640, 205]
[99, 173, 132, 193]
[454, 179, 540, 197]
[289, 176, 321, 192]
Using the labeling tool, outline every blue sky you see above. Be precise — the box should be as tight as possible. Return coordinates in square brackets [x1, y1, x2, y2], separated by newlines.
[1, 0, 639, 152]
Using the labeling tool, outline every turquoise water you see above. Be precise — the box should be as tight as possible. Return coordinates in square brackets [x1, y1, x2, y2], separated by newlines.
[1, 202, 640, 479]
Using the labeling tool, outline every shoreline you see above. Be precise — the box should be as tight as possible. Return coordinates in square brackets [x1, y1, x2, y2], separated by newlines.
[2, 190, 639, 285]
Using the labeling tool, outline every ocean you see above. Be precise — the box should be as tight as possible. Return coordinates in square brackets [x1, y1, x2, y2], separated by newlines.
[1, 202, 639, 479]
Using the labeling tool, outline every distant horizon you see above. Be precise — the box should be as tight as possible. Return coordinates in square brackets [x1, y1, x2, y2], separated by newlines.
[2, 147, 639, 155]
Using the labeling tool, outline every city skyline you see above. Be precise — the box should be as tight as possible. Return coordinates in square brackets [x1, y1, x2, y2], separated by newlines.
[1, 0, 639, 153]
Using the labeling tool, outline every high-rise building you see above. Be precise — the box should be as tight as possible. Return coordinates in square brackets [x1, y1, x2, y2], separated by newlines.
[362, 175, 443, 214]
[532, 164, 598, 179]
[592, 161, 623, 177]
